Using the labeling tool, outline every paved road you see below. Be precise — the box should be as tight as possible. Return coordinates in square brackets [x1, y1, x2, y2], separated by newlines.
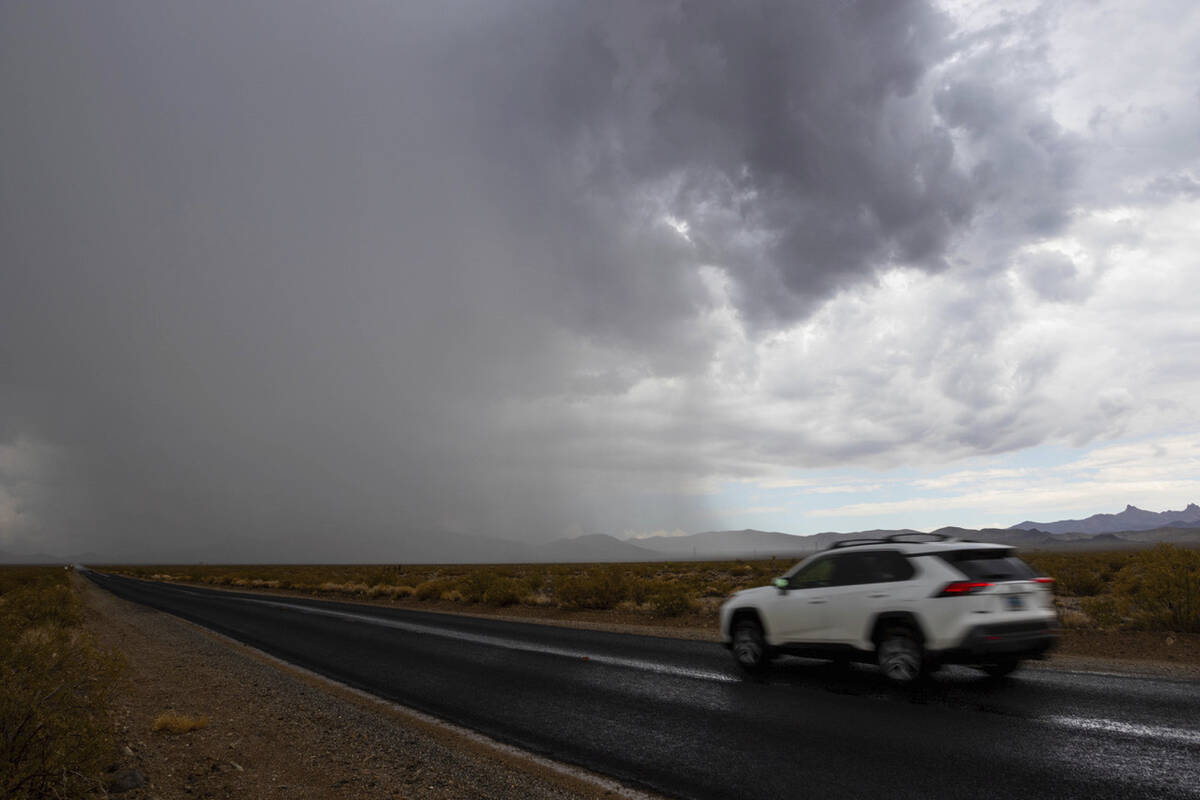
[86, 570, 1200, 800]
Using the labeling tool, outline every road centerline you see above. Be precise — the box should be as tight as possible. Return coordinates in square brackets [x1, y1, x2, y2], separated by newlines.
[226, 593, 741, 685]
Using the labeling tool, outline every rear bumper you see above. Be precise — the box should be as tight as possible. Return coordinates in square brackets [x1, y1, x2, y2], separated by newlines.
[936, 620, 1059, 664]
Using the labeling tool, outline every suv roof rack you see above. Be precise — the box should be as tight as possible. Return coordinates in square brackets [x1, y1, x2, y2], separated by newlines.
[829, 538, 888, 549]
[885, 532, 956, 544]
[827, 532, 958, 550]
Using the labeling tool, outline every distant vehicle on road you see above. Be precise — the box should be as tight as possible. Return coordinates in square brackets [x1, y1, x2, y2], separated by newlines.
[719, 534, 1058, 683]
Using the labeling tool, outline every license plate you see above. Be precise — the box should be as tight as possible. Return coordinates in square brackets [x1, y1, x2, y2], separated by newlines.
[1007, 595, 1024, 610]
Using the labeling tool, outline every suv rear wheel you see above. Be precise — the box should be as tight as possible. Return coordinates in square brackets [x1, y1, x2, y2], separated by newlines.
[732, 618, 768, 672]
[876, 626, 925, 684]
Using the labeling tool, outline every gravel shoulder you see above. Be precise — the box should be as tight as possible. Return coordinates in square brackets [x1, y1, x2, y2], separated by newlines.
[78, 575, 661, 800]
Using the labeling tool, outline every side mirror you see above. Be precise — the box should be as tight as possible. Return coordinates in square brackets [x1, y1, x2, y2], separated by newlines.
[773, 577, 789, 594]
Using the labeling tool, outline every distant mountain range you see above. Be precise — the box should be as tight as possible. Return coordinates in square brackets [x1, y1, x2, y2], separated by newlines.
[626, 529, 813, 559]
[0, 549, 103, 566]
[5, 504, 1198, 565]
[623, 520, 1200, 561]
[1010, 503, 1200, 535]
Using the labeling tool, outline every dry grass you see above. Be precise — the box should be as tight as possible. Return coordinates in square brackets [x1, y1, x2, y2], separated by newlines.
[108, 560, 782, 621]
[1, 566, 123, 799]
[152, 711, 210, 734]
[105, 544, 1200, 632]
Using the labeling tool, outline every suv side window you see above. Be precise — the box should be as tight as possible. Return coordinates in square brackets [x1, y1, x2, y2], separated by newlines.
[788, 557, 834, 589]
[831, 553, 869, 586]
[830, 551, 913, 586]
[859, 550, 914, 583]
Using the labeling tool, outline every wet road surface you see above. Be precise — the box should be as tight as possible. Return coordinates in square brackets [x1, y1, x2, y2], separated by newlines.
[86, 571, 1200, 799]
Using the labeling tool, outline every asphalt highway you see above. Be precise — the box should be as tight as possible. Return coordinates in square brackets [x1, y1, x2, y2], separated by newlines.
[86, 571, 1200, 800]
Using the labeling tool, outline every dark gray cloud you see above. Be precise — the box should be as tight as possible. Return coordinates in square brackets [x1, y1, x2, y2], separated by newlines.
[932, 6, 1080, 263]
[0, 0, 1093, 558]
[555, 1, 974, 328]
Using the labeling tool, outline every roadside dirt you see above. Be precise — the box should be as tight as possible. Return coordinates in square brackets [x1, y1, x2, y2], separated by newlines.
[78, 576, 659, 800]
[155, 578, 1200, 680]
[1036, 629, 1200, 679]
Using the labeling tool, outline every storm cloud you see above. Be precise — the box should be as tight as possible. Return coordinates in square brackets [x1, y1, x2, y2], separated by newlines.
[2, 0, 1198, 558]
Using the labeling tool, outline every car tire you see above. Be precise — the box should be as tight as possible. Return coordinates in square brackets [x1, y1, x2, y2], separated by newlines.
[980, 658, 1021, 678]
[876, 626, 925, 685]
[732, 618, 769, 673]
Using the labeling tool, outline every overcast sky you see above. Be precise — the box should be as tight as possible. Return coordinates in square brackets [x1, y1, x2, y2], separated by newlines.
[2, 0, 1198, 560]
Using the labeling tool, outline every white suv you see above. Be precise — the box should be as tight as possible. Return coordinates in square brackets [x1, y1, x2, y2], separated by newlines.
[718, 535, 1059, 682]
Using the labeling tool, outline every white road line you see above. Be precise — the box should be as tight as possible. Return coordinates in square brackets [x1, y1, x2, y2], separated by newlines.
[219, 593, 740, 684]
[1042, 715, 1200, 746]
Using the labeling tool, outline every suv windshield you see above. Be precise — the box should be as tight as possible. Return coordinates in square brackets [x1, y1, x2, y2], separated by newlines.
[937, 549, 1037, 581]
[787, 557, 834, 588]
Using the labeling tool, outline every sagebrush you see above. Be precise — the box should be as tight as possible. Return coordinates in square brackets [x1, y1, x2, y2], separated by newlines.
[109, 544, 1200, 632]
[1, 567, 123, 800]
[152, 712, 209, 734]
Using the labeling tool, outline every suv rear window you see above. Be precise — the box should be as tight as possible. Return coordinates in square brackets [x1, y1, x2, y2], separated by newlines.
[937, 550, 1038, 581]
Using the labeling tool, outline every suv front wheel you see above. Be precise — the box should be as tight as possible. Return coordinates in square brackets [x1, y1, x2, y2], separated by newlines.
[732, 618, 768, 672]
[876, 626, 925, 684]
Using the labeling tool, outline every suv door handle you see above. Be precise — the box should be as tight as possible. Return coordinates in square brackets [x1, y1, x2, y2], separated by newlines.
[808, 599, 826, 604]
[869, 593, 888, 598]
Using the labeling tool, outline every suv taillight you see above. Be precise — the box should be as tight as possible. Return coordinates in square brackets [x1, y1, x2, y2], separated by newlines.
[935, 581, 992, 597]
[1034, 577, 1055, 587]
